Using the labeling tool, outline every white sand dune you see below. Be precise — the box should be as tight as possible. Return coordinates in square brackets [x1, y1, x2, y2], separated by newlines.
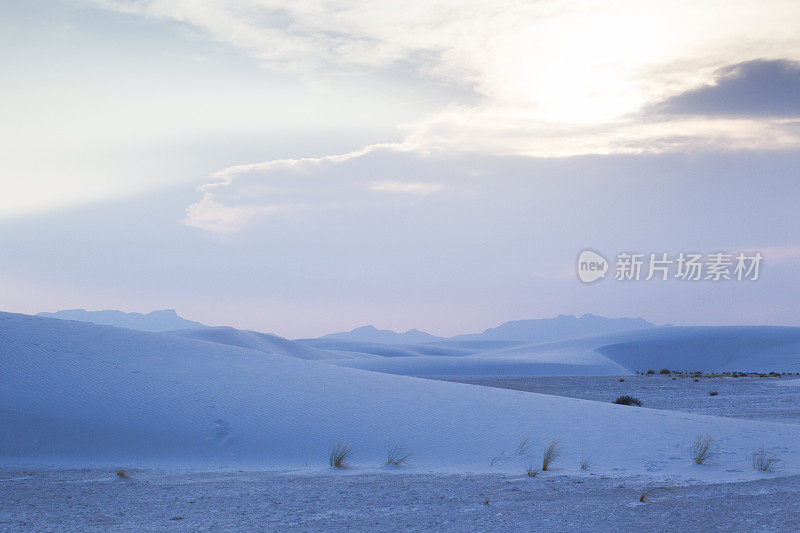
[165, 326, 363, 360]
[297, 338, 481, 357]
[329, 348, 628, 376]
[2, 312, 800, 481]
[497, 326, 800, 374]
[330, 326, 800, 377]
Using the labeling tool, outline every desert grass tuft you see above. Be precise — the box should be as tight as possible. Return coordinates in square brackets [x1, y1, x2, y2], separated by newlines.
[524, 460, 541, 477]
[329, 443, 352, 468]
[541, 439, 561, 471]
[386, 445, 412, 466]
[115, 469, 130, 479]
[751, 447, 777, 472]
[515, 437, 531, 456]
[578, 444, 590, 470]
[490, 450, 506, 466]
[690, 435, 714, 464]
[638, 486, 671, 503]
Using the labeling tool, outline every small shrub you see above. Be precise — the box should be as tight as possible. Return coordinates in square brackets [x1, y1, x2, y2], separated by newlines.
[515, 437, 531, 456]
[579, 444, 590, 470]
[752, 448, 777, 472]
[490, 450, 506, 466]
[646, 369, 655, 375]
[660, 368, 671, 375]
[690, 435, 714, 464]
[524, 460, 540, 477]
[639, 486, 671, 503]
[115, 469, 130, 479]
[693, 378, 699, 382]
[709, 391, 719, 396]
[386, 445, 412, 466]
[329, 443, 352, 468]
[542, 439, 561, 471]
[619, 378, 625, 382]
[613, 395, 643, 407]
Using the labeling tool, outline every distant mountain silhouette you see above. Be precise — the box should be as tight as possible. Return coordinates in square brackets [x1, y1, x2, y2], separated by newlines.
[318, 325, 444, 344]
[313, 314, 654, 345]
[451, 313, 655, 342]
[36, 309, 205, 333]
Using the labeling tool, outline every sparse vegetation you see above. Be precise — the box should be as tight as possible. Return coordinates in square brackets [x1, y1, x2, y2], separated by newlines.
[612, 395, 642, 407]
[709, 391, 719, 396]
[491, 437, 531, 466]
[115, 469, 130, 479]
[524, 460, 541, 477]
[752, 447, 777, 472]
[329, 443, 352, 468]
[542, 439, 561, 471]
[658, 370, 790, 380]
[489, 451, 506, 466]
[579, 444, 590, 470]
[646, 369, 655, 375]
[690, 435, 714, 464]
[619, 378, 625, 382]
[386, 445, 412, 466]
[660, 368, 671, 375]
[639, 486, 671, 503]
[515, 437, 531, 456]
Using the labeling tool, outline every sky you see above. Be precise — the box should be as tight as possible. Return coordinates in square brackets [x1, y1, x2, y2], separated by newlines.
[1, 0, 799, 337]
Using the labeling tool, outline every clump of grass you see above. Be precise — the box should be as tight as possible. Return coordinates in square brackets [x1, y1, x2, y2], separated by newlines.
[491, 437, 531, 466]
[329, 443, 352, 468]
[709, 391, 719, 396]
[542, 439, 561, 471]
[515, 437, 531, 456]
[578, 444, 590, 470]
[660, 368, 671, 375]
[490, 450, 506, 466]
[386, 445, 412, 466]
[639, 486, 671, 503]
[646, 369, 655, 375]
[524, 460, 541, 477]
[612, 395, 642, 407]
[751, 447, 777, 472]
[115, 469, 130, 479]
[690, 435, 714, 464]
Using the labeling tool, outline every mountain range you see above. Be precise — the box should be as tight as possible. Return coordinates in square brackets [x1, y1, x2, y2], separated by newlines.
[35, 308, 656, 344]
[317, 313, 655, 344]
[36, 309, 205, 333]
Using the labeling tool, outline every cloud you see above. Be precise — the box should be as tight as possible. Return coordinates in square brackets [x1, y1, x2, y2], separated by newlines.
[654, 60, 800, 118]
[369, 182, 443, 194]
[183, 144, 453, 232]
[92, 0, 800, 156]
[744, 244, 800, 262]
[88, 1, 800, 231]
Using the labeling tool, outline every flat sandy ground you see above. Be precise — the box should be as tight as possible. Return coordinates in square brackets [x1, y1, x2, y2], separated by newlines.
[444, 375, 800, 424]
[2, 468, 800, 532]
